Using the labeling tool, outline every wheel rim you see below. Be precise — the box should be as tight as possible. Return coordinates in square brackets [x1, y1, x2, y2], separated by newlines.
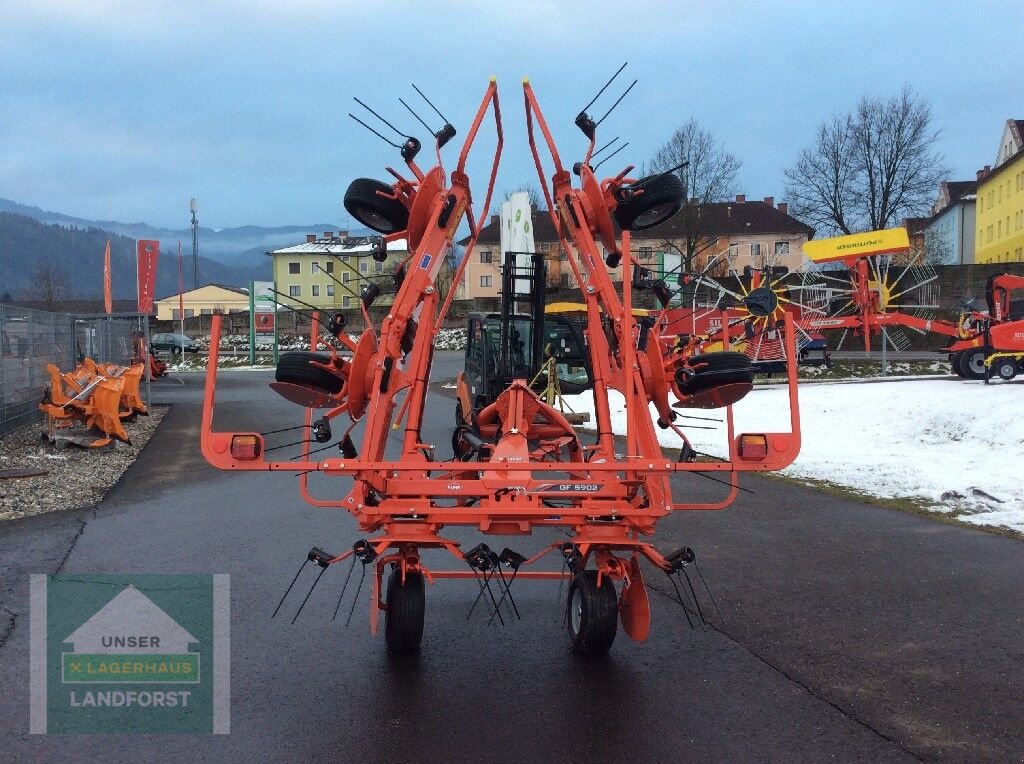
[633, 202, 677, 228]
[570, 586, 583, 635]
[968, 352, 986, 375]
[354, 206, 396, 232]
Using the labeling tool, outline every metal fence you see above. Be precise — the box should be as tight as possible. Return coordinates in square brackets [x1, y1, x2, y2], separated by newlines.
[0, 306, 150, 436]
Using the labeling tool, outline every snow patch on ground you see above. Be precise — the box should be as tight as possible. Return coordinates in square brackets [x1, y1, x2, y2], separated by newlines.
[563, 378, 1024, 534]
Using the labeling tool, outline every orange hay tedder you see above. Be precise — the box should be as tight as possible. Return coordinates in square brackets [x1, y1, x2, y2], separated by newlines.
[201, 71, 801, 654]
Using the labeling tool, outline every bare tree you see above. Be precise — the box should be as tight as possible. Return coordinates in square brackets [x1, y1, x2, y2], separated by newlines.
[646, 118, 741, 272]
[26, 262, 73, 310]
[786, 86, 948, 235]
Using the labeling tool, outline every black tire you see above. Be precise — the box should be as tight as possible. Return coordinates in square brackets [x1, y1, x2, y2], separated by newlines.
[384, 568, 425, 654]
[344, 178, 409, 234]
[613, 173, 685, 231]
[949, 351, 964, 377]
[995, 359, 1017, 381]
[677, 352, 755, 395]
[275, 352, 342, 394]
[566, 570, 618, 656]
[957, 348, 987, 380]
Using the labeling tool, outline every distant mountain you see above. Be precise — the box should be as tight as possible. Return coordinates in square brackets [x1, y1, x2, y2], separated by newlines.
[0, 212, 264, 300]
[0, 198, 370, 268]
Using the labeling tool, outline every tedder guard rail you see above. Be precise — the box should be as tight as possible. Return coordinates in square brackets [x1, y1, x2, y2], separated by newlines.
[199, 77, 801, 652]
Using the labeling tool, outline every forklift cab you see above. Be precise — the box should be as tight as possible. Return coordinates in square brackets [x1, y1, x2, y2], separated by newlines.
[463, 311, 591, 415]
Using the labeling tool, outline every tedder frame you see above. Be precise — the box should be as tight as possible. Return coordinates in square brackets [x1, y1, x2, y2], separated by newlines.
[201, 75, 801, 654]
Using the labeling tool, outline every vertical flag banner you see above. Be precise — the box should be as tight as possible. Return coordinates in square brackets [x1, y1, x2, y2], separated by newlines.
[103, 240, 112, 314]
[136, 240, 160, 314]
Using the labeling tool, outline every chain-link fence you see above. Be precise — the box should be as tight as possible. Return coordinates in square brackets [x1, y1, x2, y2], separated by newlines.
[0, 306, 150, 436]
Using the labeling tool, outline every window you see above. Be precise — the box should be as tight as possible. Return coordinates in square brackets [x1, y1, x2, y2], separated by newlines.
[560, 273, 570, 287]
[311, 285, 320, 298]
[480, 250, 493, 263]
[638, 246, 653, 261]
[775, 241, 790, 256]
[312, 261, 320, 273]
[341, 255, 350, 262]
[325, 261, 334, 274]
[375, 260, 384, 273]
[289, 285, 301, 297]
[559, 249, 567, 261]
[201, 308, 213, 315]
[750, 243, 762, 259]
[536, 242, 548, 254]
[342, 296, 351, 308]
[359, 260, 368, 274]
[326, 284, 335, 297]
[184, 309, 194, 318]
[343, 272, 351, 284]
[480, 275, 492, 287]
[288, 262, 300, 275]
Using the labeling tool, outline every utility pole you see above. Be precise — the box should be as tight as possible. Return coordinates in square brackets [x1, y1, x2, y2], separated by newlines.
[190, 197, 199, 290]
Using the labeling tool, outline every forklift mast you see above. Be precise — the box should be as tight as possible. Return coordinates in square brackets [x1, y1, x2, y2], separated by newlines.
[498, 250, 547, 380]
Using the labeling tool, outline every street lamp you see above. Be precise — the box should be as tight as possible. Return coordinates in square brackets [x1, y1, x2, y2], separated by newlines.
[190, 198, 199, 291]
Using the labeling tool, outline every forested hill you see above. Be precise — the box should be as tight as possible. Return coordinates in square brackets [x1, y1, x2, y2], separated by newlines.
[0, 212, 268, 299]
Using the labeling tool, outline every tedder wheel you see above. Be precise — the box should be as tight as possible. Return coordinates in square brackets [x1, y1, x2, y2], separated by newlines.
[957, 348, 988, 380]
[566, 570, 618, 656]
[613, 173, 685, 231]
[455, 400, 465, 427]
[676, 351, 755, 395]
[995, 358, 1017, 381]
[384, 568, 425, 654]
[275, 352, 343, 395]
[343, 178, 410, 234]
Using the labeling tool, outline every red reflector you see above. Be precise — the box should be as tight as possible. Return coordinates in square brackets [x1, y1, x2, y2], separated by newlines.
[738, 434, 768, 460]
[230, 435, 261, 460]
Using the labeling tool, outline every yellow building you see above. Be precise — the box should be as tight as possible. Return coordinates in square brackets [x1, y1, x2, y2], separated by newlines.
[975, 119, 1024, 264]
[267, 231, 408, 310]
[154, 283, 249, 321]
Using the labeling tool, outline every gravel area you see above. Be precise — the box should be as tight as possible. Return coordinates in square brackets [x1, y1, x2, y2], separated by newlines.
[0, 407, 167, 522]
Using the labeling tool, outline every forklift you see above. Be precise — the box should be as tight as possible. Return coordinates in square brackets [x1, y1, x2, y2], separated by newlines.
[455, 251, 592, 428]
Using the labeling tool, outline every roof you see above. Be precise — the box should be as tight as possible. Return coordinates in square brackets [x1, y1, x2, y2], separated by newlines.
[651, 201, 815, 239]
[267, 235, 408, 256]
[943, 180, 977, 205]
[903, 217, 930, 236]
[979, 141, 1024, 186]
[460, 201, 814, 246]
[155, 282, 248, 302]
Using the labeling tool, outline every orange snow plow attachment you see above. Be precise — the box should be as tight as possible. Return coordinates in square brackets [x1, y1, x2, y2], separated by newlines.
[39, 359, 137, 446]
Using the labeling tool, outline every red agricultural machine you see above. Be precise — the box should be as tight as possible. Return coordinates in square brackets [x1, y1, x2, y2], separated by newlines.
[944, 272, 1024, 381]
[658, 228, 977, 375]
[200, 73, 801, 655]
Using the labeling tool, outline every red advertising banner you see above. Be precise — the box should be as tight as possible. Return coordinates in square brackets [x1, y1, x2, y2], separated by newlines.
[136, 240, 160, 314]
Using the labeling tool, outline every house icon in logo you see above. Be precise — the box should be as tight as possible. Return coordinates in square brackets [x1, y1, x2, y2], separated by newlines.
[64, 585, 198, 654]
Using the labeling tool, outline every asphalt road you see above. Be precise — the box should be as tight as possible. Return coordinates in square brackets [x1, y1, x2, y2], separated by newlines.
[1, 352, 1021, 761]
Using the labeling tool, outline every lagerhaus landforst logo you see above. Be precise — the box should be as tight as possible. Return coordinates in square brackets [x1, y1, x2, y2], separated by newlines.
[30, 574, 230, 734]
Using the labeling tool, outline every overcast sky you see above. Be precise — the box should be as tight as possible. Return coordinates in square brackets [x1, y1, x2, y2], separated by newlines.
[2, 0, 1022, 230]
